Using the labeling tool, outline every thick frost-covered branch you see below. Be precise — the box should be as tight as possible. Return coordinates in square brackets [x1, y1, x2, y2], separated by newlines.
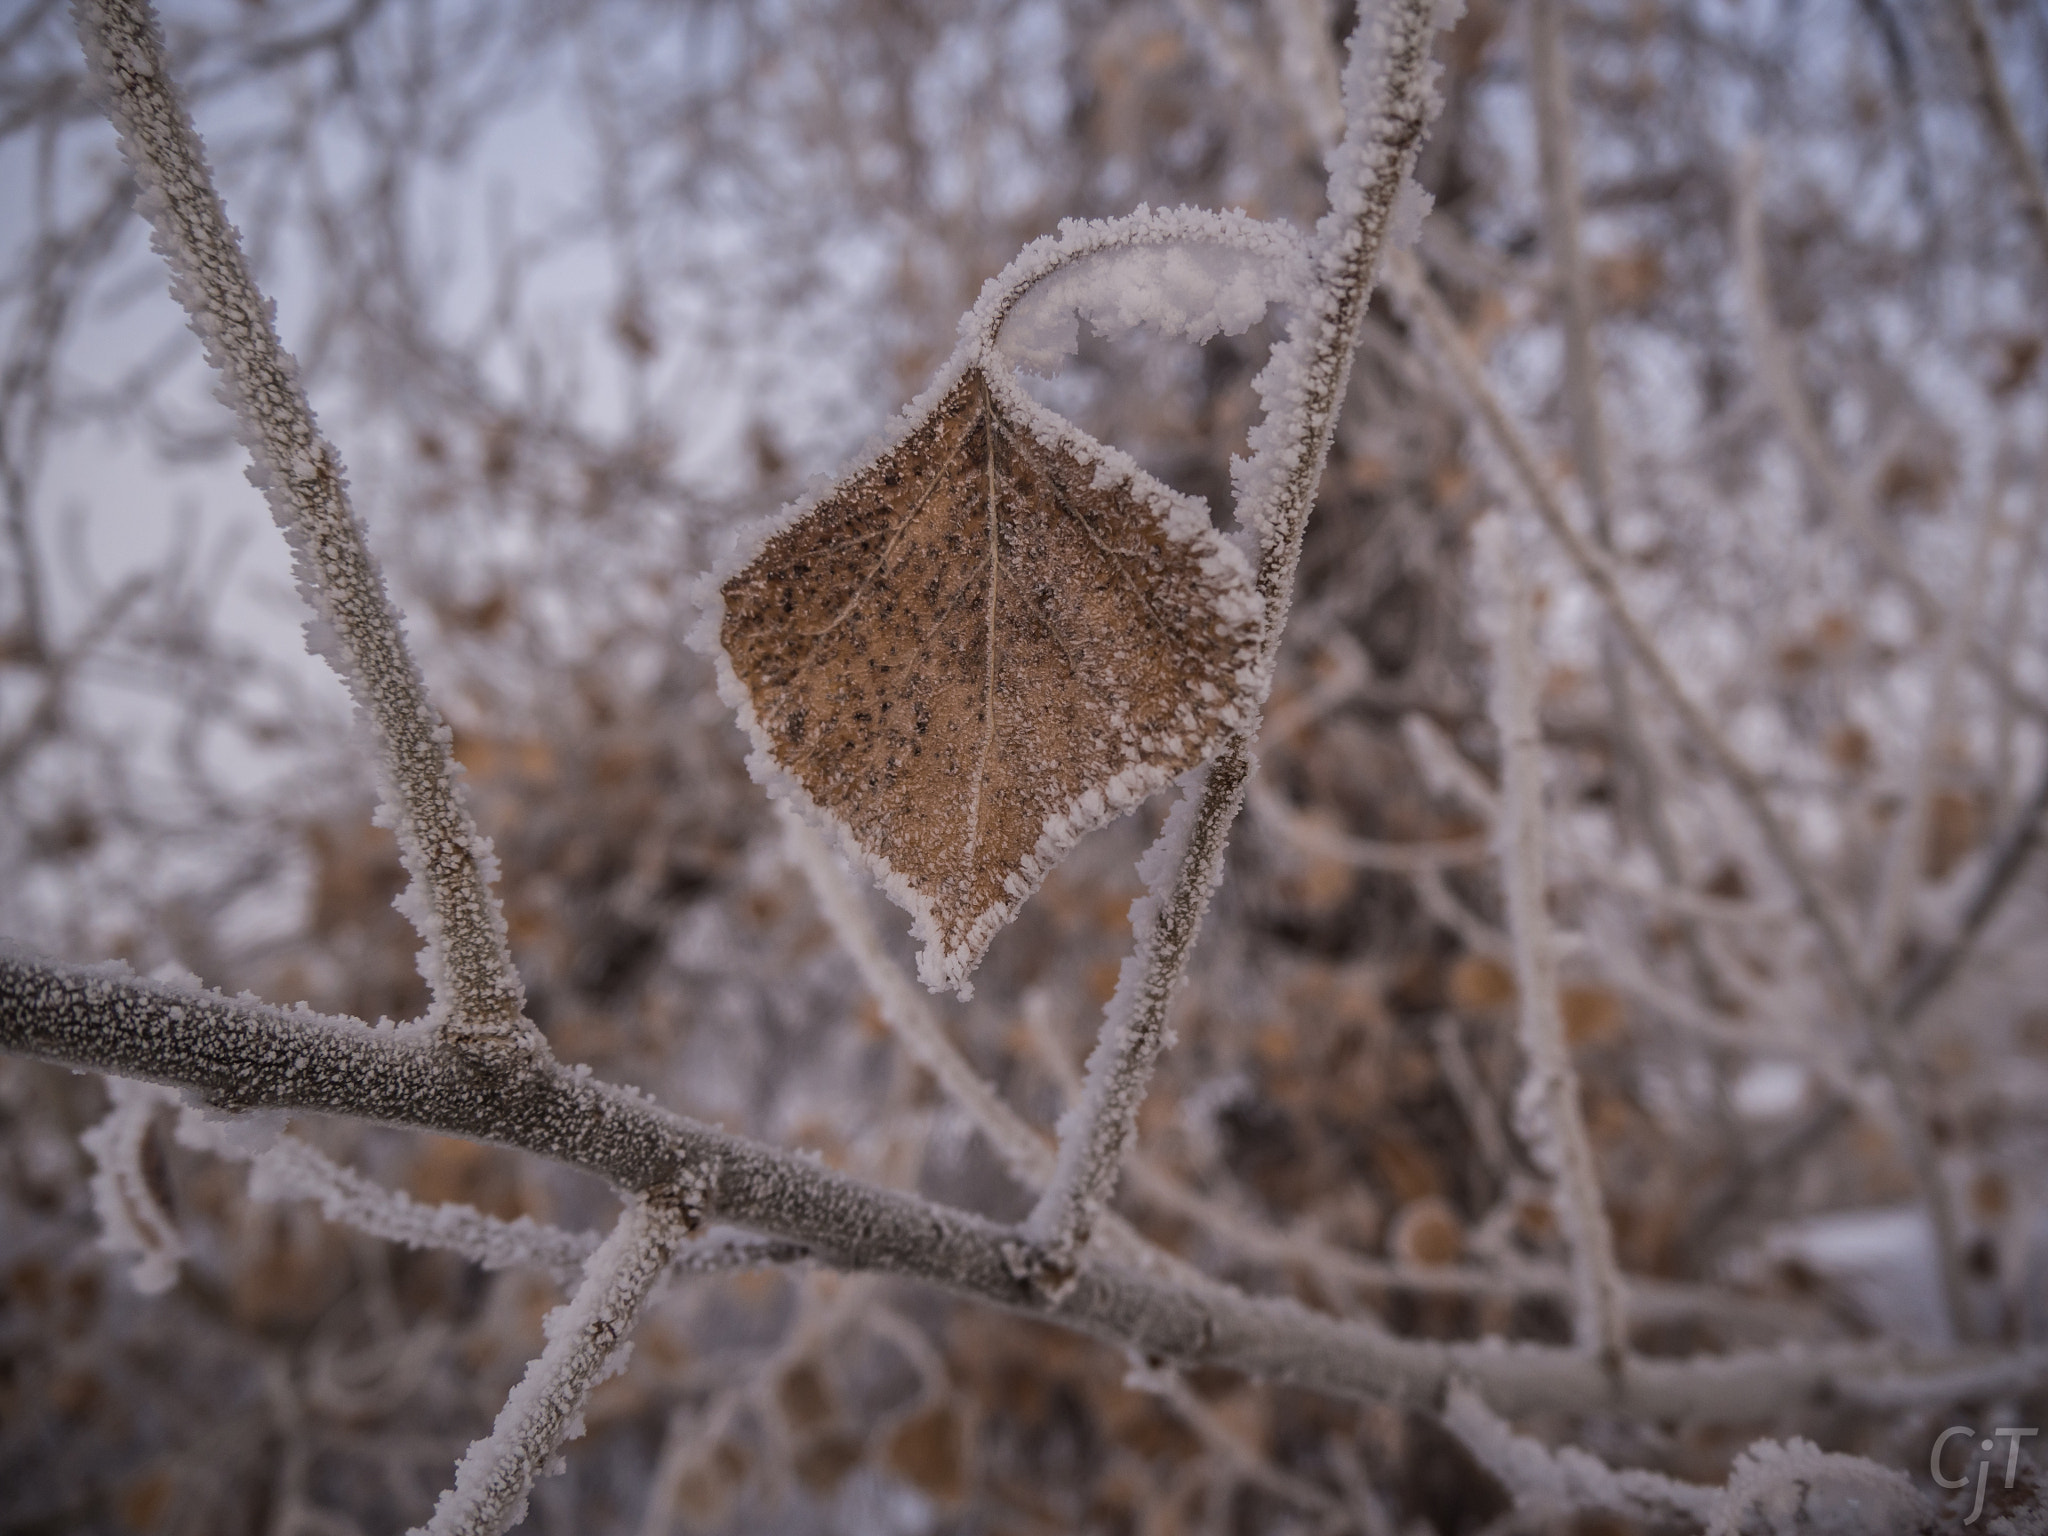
[1476, 519, 1628, 1374]
[13, 947, 2046, 1421]
[416, 1198, 689, 1536]
[1021, 0, 1452, 1291]
[72, 0, 530, 1053]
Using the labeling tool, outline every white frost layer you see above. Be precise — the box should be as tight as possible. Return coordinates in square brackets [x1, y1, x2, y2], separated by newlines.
[1444, 1386, 1716, 1524]
[993, 209, 1309, 373]
[1230, 0, 1450, 567]
[176, 1108, 601, 1286]
[83, 1080, 187, 1295]
[1708, 1437, 1929, 1536]
[1027, 753, 1246, 1260]
[415, 1198, 686, 1536]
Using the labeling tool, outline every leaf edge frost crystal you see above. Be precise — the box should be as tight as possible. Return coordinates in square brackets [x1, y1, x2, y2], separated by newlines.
[709, 348, 1263, 996]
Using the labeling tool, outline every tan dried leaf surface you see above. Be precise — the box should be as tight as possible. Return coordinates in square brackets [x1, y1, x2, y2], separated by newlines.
[718, 362, 1260, 993]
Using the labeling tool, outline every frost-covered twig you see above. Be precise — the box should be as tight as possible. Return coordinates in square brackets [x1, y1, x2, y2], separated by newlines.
[1401, 711, 1501, 820]
[1431, 1016, 1511, 1180]
[1022, 0, 1451, 1291]
[1528, 0, 1608, 546]
[1444, 1385, 1716, 1527]
[1706, 1437, 1931, 1535]
[1388, 250, 1866, 1005]
[1892, 755, 2048, 1027]
[178, 1112, 602, 1286]
[1391, 250, 1976, 1341]
[1949, 0, 2048, 268]
[16, 947, 2045, 1419]
[1733, 146, 2045, 725]
[1249, 778, 1492, 870]
[82, 1078, 186, 1294]
[1475, 519, 1628, 1374]
[1452, 1387, 1942, 1536]
[416, 1197, 689, 1536]
[1529, 0, 1730, 1013]
[72, 0, 530, 1054]
[788, 802, 1235, 1291]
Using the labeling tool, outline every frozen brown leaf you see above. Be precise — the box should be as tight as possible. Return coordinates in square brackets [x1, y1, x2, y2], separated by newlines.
[715, 360, 1261, 994]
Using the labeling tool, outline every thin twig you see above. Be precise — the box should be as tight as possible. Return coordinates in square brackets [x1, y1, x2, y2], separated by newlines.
[1732, 144, 2048, 728]
[1529, 0, 1735, 1015]
[73, 0, 531, 1055]
[1023, 0, 1449, 1289]
[1949, 0, 2048, 266]
[416, 1197, 689, 1536]
[1890, 756, 2048, 1028]
[1864, 490, 1997, 984]
[1387, 248, 1975, 1343]
[1389, 251, 1859, 1001]
[1249, 778, 1492, 871]
[1476, 518, 1628, 1375]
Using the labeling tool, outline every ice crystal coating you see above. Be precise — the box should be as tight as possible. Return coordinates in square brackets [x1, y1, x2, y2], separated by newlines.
[713, 359, 1262, 994]
[984, 205, 1308, 374]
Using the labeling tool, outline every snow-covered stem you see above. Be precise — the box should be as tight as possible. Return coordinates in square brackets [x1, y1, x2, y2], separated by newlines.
[1022, 0, 1448, 1288]
[1443, 1384, 1717, 1527]
[1023, 749, 1250, 1284]
[1950, 0, 2048, 269]
[1390, 249, 1976, 1343]
[71, 0, 530, 1054]
[1237, 0, 1444, 679]
[82, 1078, 187, 1295]
[416, 1196, 689, 1536]
[187, 1116, 603, 1286]
[1707, 1437, 1931, 1534]
[1476, 519, 1628, 1375]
